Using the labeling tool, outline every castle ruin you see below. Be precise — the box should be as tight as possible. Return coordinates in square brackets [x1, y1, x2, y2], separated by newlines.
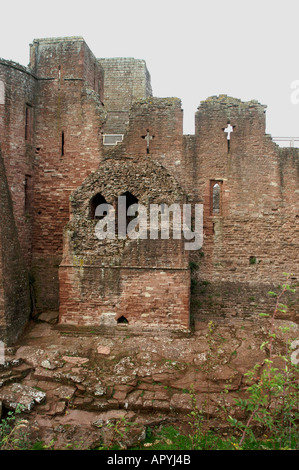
[0, 37, 298, 344]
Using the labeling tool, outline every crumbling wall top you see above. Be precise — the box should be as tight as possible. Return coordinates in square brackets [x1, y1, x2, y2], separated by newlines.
[32, 36, 85, 44]
[130, 96, 181, 110]
[198, 94, 267, 111]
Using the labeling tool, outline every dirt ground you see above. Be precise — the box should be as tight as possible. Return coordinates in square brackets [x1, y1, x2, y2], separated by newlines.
[0, 314, 298, 449]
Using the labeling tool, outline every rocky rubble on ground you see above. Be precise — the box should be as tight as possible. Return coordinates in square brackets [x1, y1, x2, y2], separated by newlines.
[0, 317, 298, 449]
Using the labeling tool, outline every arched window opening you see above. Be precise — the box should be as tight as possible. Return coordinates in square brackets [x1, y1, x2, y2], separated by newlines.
[116, 191, 139, 236]
[90, 193, 108, 219]
[123, 191, 138, 226]
[212, 184, 220, 214]
[210, 180, 222, 215]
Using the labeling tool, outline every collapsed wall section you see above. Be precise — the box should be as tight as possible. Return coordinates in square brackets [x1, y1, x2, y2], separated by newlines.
[59, 159, 190, 330]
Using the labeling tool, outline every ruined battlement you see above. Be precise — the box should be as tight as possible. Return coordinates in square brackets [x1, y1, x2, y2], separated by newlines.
[195, 94, 267, 143]
[0, 58, 35, 76]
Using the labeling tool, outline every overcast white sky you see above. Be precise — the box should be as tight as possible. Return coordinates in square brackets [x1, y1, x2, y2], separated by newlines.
[1, 0, 299, 140]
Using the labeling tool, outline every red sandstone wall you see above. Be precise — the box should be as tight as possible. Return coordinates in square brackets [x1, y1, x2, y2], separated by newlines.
[0, 58, 37, 342]
[30, 38, 106, 311]
[190, 96, 299, 321]
[0, 149, 31, 343]
[0, 59, 37, 267]
[59, 265, 190, 329]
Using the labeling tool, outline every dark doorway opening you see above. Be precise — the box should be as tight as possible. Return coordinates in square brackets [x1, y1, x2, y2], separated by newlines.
[117, 315, 129, 324]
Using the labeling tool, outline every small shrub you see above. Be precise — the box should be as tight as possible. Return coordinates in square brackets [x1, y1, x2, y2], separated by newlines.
[226, 273, 299, 450]
[0, 405, 31, 450]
